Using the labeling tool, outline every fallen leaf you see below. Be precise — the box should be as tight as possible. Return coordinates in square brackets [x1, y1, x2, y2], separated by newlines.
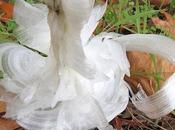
[126, 51, 175, 95]
[125, 75, 155, 96]
[127, 51, 152, 72]
[111, 117, 124, 130]
[0, 118, 20, 130]
[149, 0, 171, 7]
[162, 12, 175, 25]
[0, 101, 6, 115]
[0, 0, 14, 22]
[152, 12, 175, 39]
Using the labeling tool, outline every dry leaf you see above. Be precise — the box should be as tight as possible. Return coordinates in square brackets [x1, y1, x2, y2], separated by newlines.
[125, 75, 155, 96]
[0, 102, 6, 115]
[111, 117, 124, 130]
[152, 12, 175, 39]
[126, 51, 175, 95]
[0, 118, 20, 130]
[0, 86, 21, 129]
[149, 0, 171, 6]
[162, 12, 175, 25]
[0, 0, 13, 22]
[127, 51, 152, 72]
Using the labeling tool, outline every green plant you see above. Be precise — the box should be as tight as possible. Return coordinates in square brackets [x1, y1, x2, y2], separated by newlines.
[101, 0, 160, 34]
[170, 0, 175, 12]
[0, 70, 3, 79]
[0, 20, 17, 43]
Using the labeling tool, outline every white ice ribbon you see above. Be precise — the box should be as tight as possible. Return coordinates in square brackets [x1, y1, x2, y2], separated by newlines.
[0, 0, 125, 130]
[116, 34, 175, 119]
[1, 0, 175, 130]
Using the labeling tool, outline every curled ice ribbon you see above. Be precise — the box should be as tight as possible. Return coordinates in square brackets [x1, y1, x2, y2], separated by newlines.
[117, 34, 175, 119]
[0, 0, 175, 129]
[0, 0, 127, 129]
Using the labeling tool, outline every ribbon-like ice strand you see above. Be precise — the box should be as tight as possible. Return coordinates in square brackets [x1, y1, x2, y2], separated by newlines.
[0, 43, 45, 93]
[47, 0, 129, 124]
[81, 1, 108, 45]
[116, 34, 175, 119]
[16, 97, 115, 130]
[56, 0, 97, 79]
[81, 32, 130, 122]
[85, 35, 130, 121]
[14, 0, 50, 55]
[0, 0, 128, 129]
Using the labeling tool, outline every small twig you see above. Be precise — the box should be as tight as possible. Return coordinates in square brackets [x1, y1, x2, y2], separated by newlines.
[139, 115, 167, 130]
[127, 108, 154, 130]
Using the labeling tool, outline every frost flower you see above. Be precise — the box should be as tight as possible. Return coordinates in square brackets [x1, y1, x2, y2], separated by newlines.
[0, 0, 175, 130]
[0, 0, 129, 129]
